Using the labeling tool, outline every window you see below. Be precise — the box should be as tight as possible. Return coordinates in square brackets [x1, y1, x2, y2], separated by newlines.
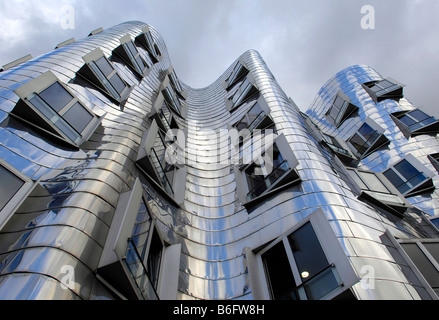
[136, 119, 186, 205]
[98, 178, 180, 300]
[383, 155, 435, 197]
[168, 69, 186, 100]
[234, 133, 301, 207]
[250, 208, 359, 300]
[226, 62, 249, 90]
[227, 76, 259, 112]
[321, 133, 357, 165]
[13, 71, 102, 147]
[346, 167, 410, 216]
[362, 78, 404, 102]
[348, 117, 389, 158]
[399, 240, 439, 297]
[78, 48, 131, 104]
[136, 27, 161, 63]
[113, 35, 149, 77]
[162, 86, 182, 116]
[325, 91, 358, 128]
[428, 153, 439, 173]
[391, 109, 439, 139]
[0, 160, 38, 230]
[234, 97, 274, 134]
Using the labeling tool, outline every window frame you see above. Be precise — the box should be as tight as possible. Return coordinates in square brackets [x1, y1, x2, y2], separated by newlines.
[225, 61, 249, 90]
[0, 159, 39, 230]
[391, 109, 439, 139]
[234, 133, 301, 208]
[113, 34, 149, 78]
[383, 154, 435, 197]
[135, 27, 161, 63]
[136, 119, 186, 206]
[226, 74, 260, 113]
[347, 117, 390, 159]
[247, 208, 359, 300]
[13, 70, 102, 148]
[344, 166, 411, 216]
[79, 48, 132, 104]
[362, 78, 404, 102]
[325, 91, 359, 128]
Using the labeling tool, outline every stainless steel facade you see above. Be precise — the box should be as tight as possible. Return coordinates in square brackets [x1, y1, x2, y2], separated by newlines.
[0, 21, 438, 300]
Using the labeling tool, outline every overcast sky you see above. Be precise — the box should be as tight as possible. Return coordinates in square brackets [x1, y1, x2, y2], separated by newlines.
[0, 0, 438, 116]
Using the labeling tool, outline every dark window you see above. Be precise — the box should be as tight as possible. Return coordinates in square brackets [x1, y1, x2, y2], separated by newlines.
[147, 228, 163, 290]
[262, 241, 298, 300]
[383, 159, 428, 195]
[288, 223, 329, 281]
[349, 122, 382, 156]
[326, 93, 358, 127]
[109, 73, 126, 95]
[38, 82, 73, 112]
[95, 57, 114, 77]
[63, 102, 93, 133]
[0, 165, 25, 211]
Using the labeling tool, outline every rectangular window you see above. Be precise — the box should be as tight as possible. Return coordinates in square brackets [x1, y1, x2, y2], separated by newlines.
[400, 241, 439, 296]
[348, 118, 389, 158]
[383, 158, 434, 197]
[228, 77, 259, 112]
[392, 109, 439, 138]
[346, 167, 408, 215]
[363, 78, 404, 102]
[0, 165, 25, 211]
[162, 86, 182, 115]
[262, 241, 298, 300]
[90, 56, 129, 100]
[325, 92, 358, 128]
[14, 71, 100, 147]
[226, 63, 249, 90]
[261, 222, 341, 300]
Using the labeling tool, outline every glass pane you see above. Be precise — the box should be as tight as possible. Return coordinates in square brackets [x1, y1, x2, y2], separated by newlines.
[126, 41, 139, 57]
[0, 165, 25, 211]
[38, 82, 73, 112]
[62, 102, 93, 133]
[262, 241, 298, 300]
[52, 116, 81, 143]
[109, 74, 126, 95]
[383, 168, 407, 194]
[95, 57, 114, 77]
[401, 243, 439, 288]
[399, 114, 418, 128]
[288, 222, 329, 281]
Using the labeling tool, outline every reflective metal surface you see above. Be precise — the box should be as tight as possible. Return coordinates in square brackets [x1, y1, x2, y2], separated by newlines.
[0, 22, 438, 300]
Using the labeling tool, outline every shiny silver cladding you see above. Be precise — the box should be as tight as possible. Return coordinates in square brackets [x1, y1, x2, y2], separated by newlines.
[0, 22, 437, 300]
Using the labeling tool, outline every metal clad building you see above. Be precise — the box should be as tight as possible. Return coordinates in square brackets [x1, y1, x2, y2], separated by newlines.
[0, 21, 438, 300]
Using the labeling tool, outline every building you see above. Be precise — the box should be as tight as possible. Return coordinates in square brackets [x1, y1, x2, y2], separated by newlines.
[0, 21, 438, 300]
